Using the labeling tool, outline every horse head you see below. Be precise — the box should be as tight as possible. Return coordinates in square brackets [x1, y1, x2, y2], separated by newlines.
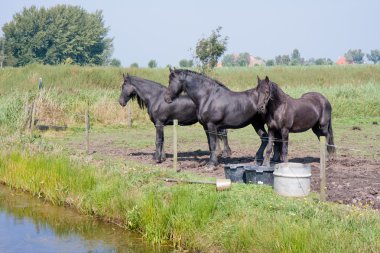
[256, 76, 272, 114]
[164, 68, 185, 104]
[119, 73, 136, 107]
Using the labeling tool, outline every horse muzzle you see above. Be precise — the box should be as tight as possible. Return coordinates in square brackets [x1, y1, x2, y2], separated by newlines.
[119, 98, 127, 107]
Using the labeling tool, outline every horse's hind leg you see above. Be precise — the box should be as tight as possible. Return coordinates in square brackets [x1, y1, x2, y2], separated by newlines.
[215, 133, 222, 157]
[312, 125, 321, 140]
[280, 128, 289, 163]
[218, 129, 232, 158]
[271, 131, 282, 163]
[262, 129, 274, 167]
[205, 123, 219, 170]
[252, 121, 269, 165]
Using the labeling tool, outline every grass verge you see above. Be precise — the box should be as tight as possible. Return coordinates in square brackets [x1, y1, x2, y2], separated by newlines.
[0, 151, 379, 252]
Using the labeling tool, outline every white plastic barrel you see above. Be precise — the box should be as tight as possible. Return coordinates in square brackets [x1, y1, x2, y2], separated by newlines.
[273, 163, 311, 197]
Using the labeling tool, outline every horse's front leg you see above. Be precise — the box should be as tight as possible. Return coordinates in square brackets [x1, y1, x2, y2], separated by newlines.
[281, 128, 289, 163]
[252, 121, 269, 165]
[154, 123, 164, 163]
[263, 129, 274, 167]
[206, 124, 219, 170]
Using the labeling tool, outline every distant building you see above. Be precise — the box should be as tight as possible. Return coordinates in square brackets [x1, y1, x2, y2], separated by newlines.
[248, 55, 265, 66]
[217, 54, 265, 67]
[336, 56, 350, 65]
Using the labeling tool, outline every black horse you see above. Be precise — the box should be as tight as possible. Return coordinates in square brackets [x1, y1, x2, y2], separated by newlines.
[256, 76, 335, 166]
[119, 74, 232, 163]
[164, 69, 279, 170]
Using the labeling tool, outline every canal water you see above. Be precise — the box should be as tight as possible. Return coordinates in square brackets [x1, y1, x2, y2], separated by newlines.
[0, 185, 171, 253]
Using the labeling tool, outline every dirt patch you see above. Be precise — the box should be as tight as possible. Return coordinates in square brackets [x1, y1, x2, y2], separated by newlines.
[69, 140, 380, 210]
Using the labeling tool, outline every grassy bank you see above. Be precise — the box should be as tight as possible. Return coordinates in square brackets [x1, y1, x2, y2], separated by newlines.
[0, 64, 380, 134]
[0, 151, 379, 252]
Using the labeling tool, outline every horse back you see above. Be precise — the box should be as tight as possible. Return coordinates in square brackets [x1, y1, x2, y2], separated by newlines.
[300, 92, 332, 111]
[285, 92, 331, 132]
[154, 95, 198, 125]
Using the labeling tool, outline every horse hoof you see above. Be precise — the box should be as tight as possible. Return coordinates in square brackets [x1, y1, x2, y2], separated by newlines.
[255, 159, 264, 166]
[205, 162, 218, 171]
[221, 150, 232, 158]
[199, 160, 209, 166]
[270, 158, 281, 164]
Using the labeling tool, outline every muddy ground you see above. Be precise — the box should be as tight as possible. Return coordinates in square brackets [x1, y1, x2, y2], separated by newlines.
[74, 138, 380, 210]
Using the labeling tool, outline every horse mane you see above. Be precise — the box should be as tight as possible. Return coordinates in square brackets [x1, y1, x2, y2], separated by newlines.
[268, 80, 290, 102]
[129, 91, 146, 110]
[171, 69, 230, 90]
[125, 75, 160, 110]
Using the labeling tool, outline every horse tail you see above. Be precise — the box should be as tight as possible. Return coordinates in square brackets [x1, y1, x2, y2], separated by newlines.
[327, 119, 335, 158]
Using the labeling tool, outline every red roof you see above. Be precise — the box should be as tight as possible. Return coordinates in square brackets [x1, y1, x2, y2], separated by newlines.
[336, 56, 348, 65]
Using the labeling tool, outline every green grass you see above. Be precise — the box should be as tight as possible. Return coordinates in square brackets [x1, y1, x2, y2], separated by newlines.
[0, 151, 379, 252]
[1, 64, 379, 251]
[0, 64, 379, 134]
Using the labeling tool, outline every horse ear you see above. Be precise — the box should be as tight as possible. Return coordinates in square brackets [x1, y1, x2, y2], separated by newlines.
[123, 73, 125, 78]
[265, 76, 269, 83]
[257, 75, 261, 83]
[173, 67, 177, 71]
[169, 67, 173, 73]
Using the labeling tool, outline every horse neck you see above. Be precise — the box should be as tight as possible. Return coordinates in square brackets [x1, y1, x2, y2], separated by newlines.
[184, 74, 218, 102]
[269, 83, 289, 108]
[131, 78, 164, 105]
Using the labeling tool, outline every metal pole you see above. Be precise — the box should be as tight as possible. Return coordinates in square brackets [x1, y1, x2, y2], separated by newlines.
[173, 119, 179, 172]
[320, 136, 327, 201]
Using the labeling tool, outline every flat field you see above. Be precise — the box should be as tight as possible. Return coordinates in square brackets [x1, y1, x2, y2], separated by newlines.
[0, 64, 379, 252]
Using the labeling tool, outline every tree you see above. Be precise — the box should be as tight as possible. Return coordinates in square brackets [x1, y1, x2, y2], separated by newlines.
[275, 55, 290, 65]
[195, 26, 228, 72]
[236, 52, 250, 67]
[367, 49, 380, 64]
[222, 54, 235, 67]
[130, 62, 139, 68]
[2, 5, 113, 66]
[179, 59, 193, 67]
[290, 49, 304, 65]
[344, 49, 364, 64]
[110, 58, 121, 67]
[305, 58, 315, 65]
[148, 59, 157, 68]
[0, 37, 4, 68]
[266, 59, 275, 66]
[315, 58, 326, 65]
[314, 58, 333, 65]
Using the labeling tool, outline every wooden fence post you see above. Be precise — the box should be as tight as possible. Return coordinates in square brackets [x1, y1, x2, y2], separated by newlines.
[173, 119, 179, 172]
[127, 103, 132, 127]
[85, 103, 90, 155]
[29, 101, 36, 134]
[320, 136, 327, 201]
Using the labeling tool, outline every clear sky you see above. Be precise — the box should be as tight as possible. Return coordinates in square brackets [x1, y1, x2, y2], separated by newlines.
[1, 0, 379, 67]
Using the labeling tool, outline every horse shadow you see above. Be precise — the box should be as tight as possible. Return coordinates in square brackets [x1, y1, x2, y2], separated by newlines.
[129, 150, 319, 166]
[289, 156, 319, 164]
[129, 149, 257, 164]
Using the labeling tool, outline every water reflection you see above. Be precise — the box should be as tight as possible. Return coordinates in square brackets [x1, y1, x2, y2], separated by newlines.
[0, 185, 171, 253]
